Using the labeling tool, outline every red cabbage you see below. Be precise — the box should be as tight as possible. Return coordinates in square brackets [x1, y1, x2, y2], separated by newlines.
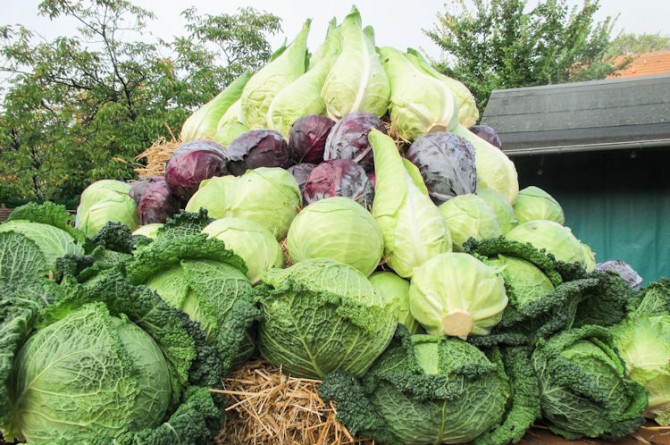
[303, 159, 374, 207]
[289, 115, 335, 164]
[469, 124, 502, 149]
[137, 178, 182, 225]
[165, 140, 227, 201]
[225, 129, 292, 176]
[324, 112, 386, 173]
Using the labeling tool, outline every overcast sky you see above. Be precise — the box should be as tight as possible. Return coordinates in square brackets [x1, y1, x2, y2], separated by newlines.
[2, 0, 669, 60]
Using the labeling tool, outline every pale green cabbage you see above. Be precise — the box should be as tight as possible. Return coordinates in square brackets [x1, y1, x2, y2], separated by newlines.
[453, 124, 519, 204]
[240, 20, 311, 129]
[203, 217, 284, 284]
[369, 271, 419, 333]
[267, 20, 341, 138]
[409, 252, 508, 339]
[132, 223, 163, 239]
[438, 194, 503, 251]
[369, 129, 451, 278]
[406, 48, 480, 128]
[476, 188, 518, 234]
[513, 186, 565, 224]
[214, 121, 249, 148]
[180, 72, 251, 141]
[76, 180, 138, 236]
[505, 220, 589, 268]
[185, 176, 236, 219]
[379, 46, 458, 141]
[321, 7, 390, 119]
[286, 197, 383, 276]
[221, 168, 301, 240]
[257, 258, 396, 379]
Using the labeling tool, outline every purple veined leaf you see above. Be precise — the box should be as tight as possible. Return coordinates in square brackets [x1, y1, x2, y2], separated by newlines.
[288, 163, 318, 193]
[303, 159, 374, 207]
[405, 132, 477, 205]
[225, 129, 292, 176]
[165, 140, 227, 201]
[324, 111, 386, 173]
[289, 115, 336, 164]
[137, 178, 183, 225]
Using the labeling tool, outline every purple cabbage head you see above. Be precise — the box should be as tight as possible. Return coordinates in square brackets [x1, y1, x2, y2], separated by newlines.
[324, 112, 386, 173]
[288, 163, 317, 193]
[303, 159, 374, 208]
[137, 177, 182, 225]
[129, 176, 164, 205]
[405, 132, 477, 205]
[595, 260, 643, 291]
[470, 124, 502, 149]
[289, 115, 335, 164]
[225, 129, 292, 176]
[165, 140, 227, 201]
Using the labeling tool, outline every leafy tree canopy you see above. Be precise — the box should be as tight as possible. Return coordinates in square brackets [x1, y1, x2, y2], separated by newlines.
[425, 0, 628, 112]
[0, 0, 280, 207]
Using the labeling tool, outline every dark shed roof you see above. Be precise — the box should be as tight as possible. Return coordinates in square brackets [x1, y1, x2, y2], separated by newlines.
[480, 74, 670, 156]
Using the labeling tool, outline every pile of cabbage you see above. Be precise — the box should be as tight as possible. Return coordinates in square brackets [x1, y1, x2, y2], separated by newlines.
[2, 6, 669, 445]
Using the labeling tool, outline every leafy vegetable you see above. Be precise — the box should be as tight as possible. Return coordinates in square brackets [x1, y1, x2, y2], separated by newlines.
[320, 333, 509, 445]
[409, 252, 508, 339]
[137, 176, 182, 225]
[470, 124, 502, 149]
[303, 159, 374, 207]
[369, 129, 451, 278]
[438, 194, 503, 251]
[165, 140, 227, 201]
[256, 258, 396, 379]
[405, 131, 477, 205]
[513, 186, 565, 225]
[452, 124, 519, 204]
[75, 180, 139, 236]
[289, 115, 335, 164]
[324, 111, 386, 173]
[379, 46, 458, 141]
[214, 121, 249, 148]
[180, 72, 251, 141]
[225, 129, 292, 175]
[369, 271, 419, 334]
[185, 176, 236, 219]
[286, 197, 383, 276]
[532, 325, 648, 440]
[505, 219, 588, 268]
[476, 189, 518, 234]
[202, 217, 284, 285]
[321, 7, 390, 119]
[126, 233, 258, 374]
[596, 260, 643, 291]
[240, 20, 311, 129]
[287, 162, 317, 193]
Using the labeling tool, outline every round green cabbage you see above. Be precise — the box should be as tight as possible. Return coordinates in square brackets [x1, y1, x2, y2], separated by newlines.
[76, 180, 138, 236]
[409, 252, 508, 339]
[12, 303, 171, 443]
[203, 217, 284, 284]
[476, 188, 518, 234]
[222, 167, 301, 240]
[438, 194, 503, 251]
[257, 258, 396, 379]
[132, 223, 163, 239]
[286, 197, 383, 276]
[369, 271, 420, 334]
[513, 186, 565, 224]
[505, 220, 588, 268]
[185, 176, 236, 219]
[486, 255, 555, 310]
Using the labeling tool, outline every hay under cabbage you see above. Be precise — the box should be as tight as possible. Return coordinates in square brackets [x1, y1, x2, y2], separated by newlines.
[213, 360, 375, 445]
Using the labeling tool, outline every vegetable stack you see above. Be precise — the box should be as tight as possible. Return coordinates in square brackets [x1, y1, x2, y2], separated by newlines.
[1, 5, 668, 445]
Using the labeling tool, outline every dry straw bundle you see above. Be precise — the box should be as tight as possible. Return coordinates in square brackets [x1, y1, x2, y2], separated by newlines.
[134, 136, 180, 178]
[213, 360, 375, 445]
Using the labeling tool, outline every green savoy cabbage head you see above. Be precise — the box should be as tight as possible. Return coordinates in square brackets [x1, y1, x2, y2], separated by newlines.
[513, 186, 565, 225]
[286, 197, 384, 276]
[369, 271, 420, 334]
[257, 258, 396, 379]
[409, 252, 508, 339]
[203, 217, 284, 284]
[532, 325, 648, 440]
[320, 334, 509, 445]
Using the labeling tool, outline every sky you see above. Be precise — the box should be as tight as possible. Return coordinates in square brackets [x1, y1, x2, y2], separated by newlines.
[2, 0, 669, 61]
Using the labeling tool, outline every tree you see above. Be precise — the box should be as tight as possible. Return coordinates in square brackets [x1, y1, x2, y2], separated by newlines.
[425, 0, 628, 112]
[609, 33, 670, 56]
[0, 0, 280, 207]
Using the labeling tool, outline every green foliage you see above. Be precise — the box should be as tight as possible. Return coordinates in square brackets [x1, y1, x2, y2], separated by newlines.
[0, 0, 281, 206]
[425, 0, 626, 111]
[609, 33, 670, 56]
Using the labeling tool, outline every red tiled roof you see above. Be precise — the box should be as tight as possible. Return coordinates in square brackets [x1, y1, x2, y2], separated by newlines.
[608, 51, 670, 78]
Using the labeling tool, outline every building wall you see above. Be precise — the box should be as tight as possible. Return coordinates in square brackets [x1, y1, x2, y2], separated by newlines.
[512, 148, 670, 284]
